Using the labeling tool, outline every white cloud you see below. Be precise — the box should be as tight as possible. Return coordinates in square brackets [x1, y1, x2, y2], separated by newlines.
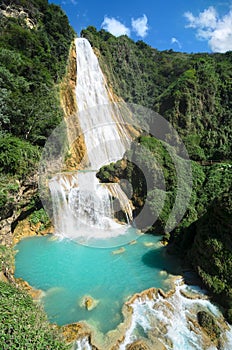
[209, 10, 232, 52]
[184, 7, 218, 29]
[184, 6, 232, 52]
[101, 17, 130, 37]
[131, 15, 149, 38]
[171, 37, 182, 49]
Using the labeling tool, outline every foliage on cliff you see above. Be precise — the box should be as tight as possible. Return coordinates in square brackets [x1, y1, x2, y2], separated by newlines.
[98, 138, 231, 234]
[0, 0, 74, 217]
[0, 0, 74, 144]
[187, 190, 232, 322]
[0, 2, 74, 345]
[98, 135, 188, 234]
[82, 27, 232, 161]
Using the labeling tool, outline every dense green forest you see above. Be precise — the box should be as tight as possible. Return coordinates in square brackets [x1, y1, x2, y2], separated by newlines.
[0, 0, 74, 347]
[0, 0, 74, 217]
[82, 27, 232, 321]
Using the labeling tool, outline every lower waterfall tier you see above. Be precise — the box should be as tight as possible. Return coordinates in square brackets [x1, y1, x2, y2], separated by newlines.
[49, 172, 138, 247]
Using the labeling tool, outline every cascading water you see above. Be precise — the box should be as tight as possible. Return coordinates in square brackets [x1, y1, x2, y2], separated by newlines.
[74, 38, 131, 168]
[120, 281, 232, 350]
[49, 38, 133, 243]
[104, 183, 134, 222]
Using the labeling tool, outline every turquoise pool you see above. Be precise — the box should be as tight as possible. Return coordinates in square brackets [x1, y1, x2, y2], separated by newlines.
[14, 233, 179, 334]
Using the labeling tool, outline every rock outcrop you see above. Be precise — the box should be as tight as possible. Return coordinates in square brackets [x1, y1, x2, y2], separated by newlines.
[80, 295, 99, 311]
[0, 4, 37, 29]
[0, 174, 38, 247]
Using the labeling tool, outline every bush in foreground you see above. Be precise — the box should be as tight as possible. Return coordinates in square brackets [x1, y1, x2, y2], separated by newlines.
[0, 281, 68, 349]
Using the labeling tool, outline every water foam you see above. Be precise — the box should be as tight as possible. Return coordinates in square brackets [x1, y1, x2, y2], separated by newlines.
[120, 282, 232, 350]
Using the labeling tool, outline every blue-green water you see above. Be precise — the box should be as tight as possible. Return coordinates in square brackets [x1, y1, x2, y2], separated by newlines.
[14, 234, 179, 334]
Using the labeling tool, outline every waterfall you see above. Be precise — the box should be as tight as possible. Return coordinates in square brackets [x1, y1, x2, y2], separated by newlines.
[74, 38, 130, 168]
[49, 38, 133, 243]
[104, 183, 134, 222]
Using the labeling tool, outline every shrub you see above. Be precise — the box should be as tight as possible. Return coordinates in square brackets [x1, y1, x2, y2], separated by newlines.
[0, 134, 40, 177]
[0, 281, 69, 349]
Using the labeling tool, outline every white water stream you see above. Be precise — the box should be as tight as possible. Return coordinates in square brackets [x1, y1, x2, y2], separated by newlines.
[74, 38, 130, 168]
[49, 38, 132, 242]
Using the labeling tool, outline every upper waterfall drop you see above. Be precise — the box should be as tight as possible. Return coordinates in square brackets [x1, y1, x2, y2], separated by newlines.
[75, 37, 130, 169]
[48, 38, 136, 246]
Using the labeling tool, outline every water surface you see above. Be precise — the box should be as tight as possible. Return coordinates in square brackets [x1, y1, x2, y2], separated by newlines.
[15, 233, 179, 333]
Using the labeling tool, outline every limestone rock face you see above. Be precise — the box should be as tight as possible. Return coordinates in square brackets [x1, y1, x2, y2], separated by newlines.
[60, 41, 88, 171]
[126, 340, 150, 350]
[16, 279, 44, 300]
[0, 5, 37, 29]
[13, 219, 53, 246]
[112, 247, 126, 255]
[62, 323, 86, 343]
[60, 42, 77, 118]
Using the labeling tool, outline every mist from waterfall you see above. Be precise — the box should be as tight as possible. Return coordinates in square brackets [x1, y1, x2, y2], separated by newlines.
[49, 38, 133, 244]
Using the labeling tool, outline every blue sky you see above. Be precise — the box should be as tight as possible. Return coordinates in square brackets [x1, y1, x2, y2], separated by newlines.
[50, 0, 232, 53]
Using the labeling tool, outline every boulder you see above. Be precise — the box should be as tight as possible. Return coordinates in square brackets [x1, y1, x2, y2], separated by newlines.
[80, 295, 99, 311]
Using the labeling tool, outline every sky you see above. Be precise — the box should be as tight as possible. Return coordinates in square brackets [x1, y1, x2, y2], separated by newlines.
[50, 0, 232, 53]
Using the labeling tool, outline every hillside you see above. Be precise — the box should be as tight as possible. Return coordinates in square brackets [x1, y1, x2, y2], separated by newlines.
[0, 0, 75, 244]
[188, 189, 232, 322]
[0, 0, 74, 347]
